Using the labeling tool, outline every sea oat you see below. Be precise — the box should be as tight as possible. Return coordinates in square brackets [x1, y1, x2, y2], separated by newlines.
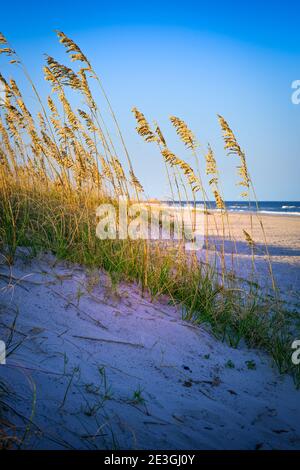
[170, 116, 196, 151]
[218, 115, 250, 196]
[132, 107, 157, 143]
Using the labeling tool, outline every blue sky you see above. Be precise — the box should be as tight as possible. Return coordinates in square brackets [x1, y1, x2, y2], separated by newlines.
[1, 0, 299, 200]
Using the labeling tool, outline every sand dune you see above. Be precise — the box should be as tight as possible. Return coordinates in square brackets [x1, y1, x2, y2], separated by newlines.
[0, 251, 299, 450]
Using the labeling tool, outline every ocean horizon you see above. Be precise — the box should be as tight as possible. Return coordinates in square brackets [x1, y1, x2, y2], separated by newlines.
[162, 200, 300, 215]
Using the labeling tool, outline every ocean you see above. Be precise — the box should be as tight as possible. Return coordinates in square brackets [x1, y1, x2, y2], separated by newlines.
[165, 201, 300, 216]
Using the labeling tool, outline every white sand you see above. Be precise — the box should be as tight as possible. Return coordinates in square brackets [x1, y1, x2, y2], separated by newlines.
[0, 250, 299, 450]
[200, 212, 300, 307]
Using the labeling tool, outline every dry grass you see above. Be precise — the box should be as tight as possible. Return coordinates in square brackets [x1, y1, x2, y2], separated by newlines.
[0, 30, 299, 393]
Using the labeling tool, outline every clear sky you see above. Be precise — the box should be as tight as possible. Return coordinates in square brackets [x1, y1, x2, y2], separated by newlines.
[1, 0, 299, 200]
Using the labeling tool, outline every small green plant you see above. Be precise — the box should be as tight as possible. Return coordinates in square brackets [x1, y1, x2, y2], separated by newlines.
[83, 402, 103, 417]
[225, 359, 235, 369]
[131, 387, 145, 405]
[85, 269, 100, 293]
[98, 366, 113, 400]
[60, 366, 80, 409]
[75, 287, 85, 305]
[245, 360, 256, 370]
[85, 383, 100, 395]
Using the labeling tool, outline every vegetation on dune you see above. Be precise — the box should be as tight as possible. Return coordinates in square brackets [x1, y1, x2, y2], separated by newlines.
[0, 29, 299, 396]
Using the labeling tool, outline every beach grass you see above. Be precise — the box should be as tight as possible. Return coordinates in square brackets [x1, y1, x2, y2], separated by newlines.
[0, 27, 299, 399]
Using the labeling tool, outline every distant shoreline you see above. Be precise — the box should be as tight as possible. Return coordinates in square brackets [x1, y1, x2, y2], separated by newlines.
[154, 200, 300, 216]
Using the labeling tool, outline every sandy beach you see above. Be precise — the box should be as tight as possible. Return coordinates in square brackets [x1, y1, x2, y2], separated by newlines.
[206, 211, 300, 255]
[151, 207, 300, 306]
[200, 212, 300, 308]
